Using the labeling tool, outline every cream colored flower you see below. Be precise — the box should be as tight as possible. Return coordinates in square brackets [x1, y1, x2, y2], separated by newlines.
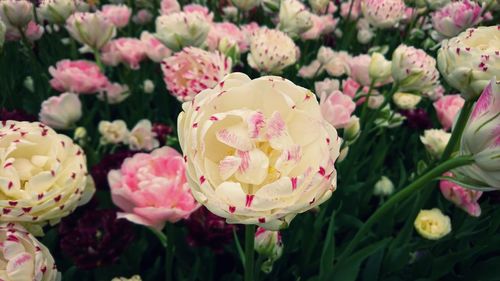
[247, 28, 297, 74]
[178, 73, 340, 230]
[126, 119, 159, 151]
[0, 121, 93, 224]
[65, 12, 116, 50]
[374, 176, 394, 196]
[414, 208, 451, 240]
[369, 52, 392, 83]
[420, 129, 451, 159]
[278, 0, 313, 37]
[392, 92, 422, 110]
[98, 120, 129, 145]
[0, 223, 60, 281]
[231, 0, 261, 11]
[437, 26, 500, 99]
[155, 12, 210, 51]
[38, 0, 79, 24]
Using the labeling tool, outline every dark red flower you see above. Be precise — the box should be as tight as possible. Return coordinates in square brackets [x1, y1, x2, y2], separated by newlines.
[400, 108, 433, 130]
[0, 108, 37, 122]
[59, 208, 135, 269]
[185, 207, 238, 253]
[152, 122, 173, 146]
[90, 150, 137, 189]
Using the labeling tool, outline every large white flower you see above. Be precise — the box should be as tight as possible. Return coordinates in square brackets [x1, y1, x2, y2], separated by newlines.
[0, 121, 94, 224]
[437, 26, 500, 99]
[178, 73, 340, 230]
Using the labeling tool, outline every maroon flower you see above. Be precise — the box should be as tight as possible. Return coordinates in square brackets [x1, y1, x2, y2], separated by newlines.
[400, 108, 433, 130]
[90, 150, 137, 189]
[152, 122, 173, 146]
[0, 108, 37, 122]
[59, 208, 135, 269]
[185, 207, 238, 253]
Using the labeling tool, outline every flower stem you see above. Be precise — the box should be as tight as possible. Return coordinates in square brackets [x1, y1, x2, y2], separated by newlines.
[440, 99, 474, 161]
[165, 224, 175, 281]
[244, 224, 256, 281]
[93, 49, 105, 72]
[337, 155, 474, 262]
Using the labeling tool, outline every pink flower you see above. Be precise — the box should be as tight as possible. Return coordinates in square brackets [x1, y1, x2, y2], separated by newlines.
[340, 0, 362, 20]
[315, 78, 339, 97]
[207, 22, 248, 52]
[98, 83, 130, 104]
[5, 21, 44, 42]
[140, 31, 171, 62]
[320, 90, 356, 129]
[301, 14, 338, 40]
[348, 54, 371, 86]
[108, 147, 199, 230]
[361, 0, 406, 29]
[39, 93, 82, 129]
[49, 60, 109, 94]
[342, 78, 361, 98]
[183, 4, 213, 22]
[160, 0, 180, 15]
[440, 172, 482, 217]
[161, 47, 232, 102]
[133, 9, 153, 25]
[101, 4, 132, 28]
[431, 0, 483, 39]
[101, 38, 146, 70]
[433, 94, 465, 131]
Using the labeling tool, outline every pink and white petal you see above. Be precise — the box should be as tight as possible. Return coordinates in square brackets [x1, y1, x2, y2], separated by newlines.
[275, 144, 302, 175]
[116, 212, 158, 229]
[266, 111, 293, 150]
[252, 177, 296, 211]
[216, 123, 254, 151]
[219, 156, 242, 180]
[6, 253, 34, 281]
[234, 149, 269, 185]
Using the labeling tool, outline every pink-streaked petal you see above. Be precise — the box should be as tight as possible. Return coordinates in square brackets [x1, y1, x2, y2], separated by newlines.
[216, 124, 254, 151]
[6, 253, 34, 281]
[219, 156, 242, 180]
[266, 111, 293, 150]
[234, 149, 269, 185]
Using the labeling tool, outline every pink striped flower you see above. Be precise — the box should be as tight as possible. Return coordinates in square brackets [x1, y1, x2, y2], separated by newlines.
[440, 172, 482, 217]
[101, 38, 147, 70]
[0, 223, 60, 281]
[49, 60, 109, 94]
[361, 0, 405, 28]
[431, 0, 483, 40]
[178, 73, 341, 230]
[108, 147, 199, 230]
[456, 78, 500, 189]
[433, 94, 465, 131]
[161, 47, 231, 102]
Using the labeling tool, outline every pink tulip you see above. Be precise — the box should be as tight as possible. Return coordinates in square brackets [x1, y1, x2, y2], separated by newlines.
[440, 172, 482, 217]
[140, 31, 171, 62]
[101, 38, 146, 70]
[108, 147, 199, 230]
[431, 0, 483, 39]
[301, 14, 338, 41]
[433, 94, 465, 131]
[133, 9, 153, 25]
[206, 22, 248, 52]
[320, 90, 356, 129]
[183, 4, 213, 22]
[101, 4, 132, 28]
[49, 60, 109, 94]
[160, 0, 180, 15]
[348, 54, 372, 86]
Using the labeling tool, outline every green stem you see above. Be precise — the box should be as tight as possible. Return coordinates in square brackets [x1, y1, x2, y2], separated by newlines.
[244, 225, 256, 281]
[149, 227, 167, 247]
[440, 100, 474, 161]
[93, 49, 105, 72]
[165, 224, 175, 281]
[337, 155, 474, 262]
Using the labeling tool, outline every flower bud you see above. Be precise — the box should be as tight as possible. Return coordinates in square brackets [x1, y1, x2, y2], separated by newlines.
[309, 0, 330, 14]
[39, 92, 82, 129]
[320, 90, 356, 129]
[433, 94, 465, 131]
[392, 44, 439, 93]
[456, 78, 500, 190]
[155, 12, 210, 51]
[232, 0, 262, 11]
[112, 276, 142, 281]
[38, 0, 78, 24]
[374, 176, 394, 196]
[98, 83, 130, 104]
[254, 227, 283, 273]
[0, 0, 33, 28]
[218, 37, 240, 63]
[247, 28, 297, 74]
[337, 146, 349, 162]
[278, 0, 313, 37]
[143, 79, 155, 94]
[361, 0, 405, 29]
[344, 116, 360, 142]
[66, 12, 116, 50]
[420, 129, 450, 159]
[393, 92, 422, 110]
[369, 52, 392, 83]
[73, 126, 87, 144]
[414, 208, 451, 240]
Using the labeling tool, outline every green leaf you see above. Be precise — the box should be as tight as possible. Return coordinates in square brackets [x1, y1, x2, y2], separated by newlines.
[319, 211, 336, 279]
